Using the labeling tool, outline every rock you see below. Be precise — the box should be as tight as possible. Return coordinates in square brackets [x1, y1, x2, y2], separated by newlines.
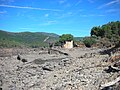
[101, 82, 120, 90]
[104, 66, 120, 73]
[0, 75, 3, 87]
[1, 47, 120, 90]
[48, 49, 60, 55]
[21, 58, 27, 63]
[42, 67, 53, 71]
[113, 61, 120, 68]
[0, 80, 2, 87]
[54, 75, 57, 77]
[17, 54, 21, 60]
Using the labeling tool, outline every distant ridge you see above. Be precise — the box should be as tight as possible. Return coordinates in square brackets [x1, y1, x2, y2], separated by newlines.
[0, 30, 59, 48]
[0, 30, 84, 48]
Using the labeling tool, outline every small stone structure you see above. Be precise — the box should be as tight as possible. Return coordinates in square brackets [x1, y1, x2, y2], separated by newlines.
[63, 40, 73, 49]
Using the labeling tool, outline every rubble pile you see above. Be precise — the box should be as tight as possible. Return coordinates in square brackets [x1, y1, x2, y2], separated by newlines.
[0, 47, 119, 90]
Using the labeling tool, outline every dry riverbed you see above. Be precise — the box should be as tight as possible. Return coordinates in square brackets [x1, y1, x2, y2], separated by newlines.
[0, 47, 119, 90]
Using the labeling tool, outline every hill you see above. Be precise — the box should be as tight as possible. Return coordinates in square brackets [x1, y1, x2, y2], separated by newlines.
[90, 21, 120, 47]
[0, 30, 59, 48]
[74, 37, 84, 41]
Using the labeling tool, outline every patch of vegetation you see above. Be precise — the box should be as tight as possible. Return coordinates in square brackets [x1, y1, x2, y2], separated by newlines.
[54, 34, 74, 46]
[59, 34, 74, 43]
[90, 21, 120, 47]
[83, 37, 96, 47]
[0, 30, 59, 48]
[74, 37, 84, 41]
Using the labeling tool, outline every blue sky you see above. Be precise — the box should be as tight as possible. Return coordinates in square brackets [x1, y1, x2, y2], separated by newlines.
[0, 0, 120, 37]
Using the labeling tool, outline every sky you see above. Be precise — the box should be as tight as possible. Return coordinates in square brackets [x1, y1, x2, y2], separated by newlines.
[0, 0, 120, 37]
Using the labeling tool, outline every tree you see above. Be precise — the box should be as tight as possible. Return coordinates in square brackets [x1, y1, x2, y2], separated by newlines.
[59, 34, 74, 43]
[90, 21, 120, 47]
[83, 37, 96, 47]
[91, 26, 100, 36]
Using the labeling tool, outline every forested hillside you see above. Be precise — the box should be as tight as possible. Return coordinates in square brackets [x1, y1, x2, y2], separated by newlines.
[0, 30, 59, 48]
[90, 21, 120, 47]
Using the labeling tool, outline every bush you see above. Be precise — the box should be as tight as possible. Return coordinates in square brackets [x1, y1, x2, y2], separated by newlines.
[83, 37, 96, 47]
[54, 41, 62, 46]
[59, 34, 74, 43]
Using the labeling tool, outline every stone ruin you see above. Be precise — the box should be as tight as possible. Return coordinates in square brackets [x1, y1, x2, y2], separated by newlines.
[63, 40, 73, 49]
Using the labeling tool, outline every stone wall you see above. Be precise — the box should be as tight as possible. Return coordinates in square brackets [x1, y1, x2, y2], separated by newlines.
[63, 41, 73, 49]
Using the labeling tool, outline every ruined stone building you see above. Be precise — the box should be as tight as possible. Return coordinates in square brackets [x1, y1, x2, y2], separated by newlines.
[63, 40, 73, 49]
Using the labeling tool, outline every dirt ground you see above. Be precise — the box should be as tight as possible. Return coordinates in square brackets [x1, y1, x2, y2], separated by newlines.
[0, 47, 120, 90]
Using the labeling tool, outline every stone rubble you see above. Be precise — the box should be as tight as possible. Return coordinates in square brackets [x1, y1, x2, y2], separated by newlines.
[0, 47, 119, 90]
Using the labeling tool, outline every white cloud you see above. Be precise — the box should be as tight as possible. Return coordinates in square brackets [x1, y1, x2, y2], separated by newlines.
[79, 14, 105, 17]
[44, 14, 49, 17]
[39, 20, 57, 26]
[57, 12, 74, 18]
[57, 10, 83, 19]
[97, 0, 120, 9]
[59, 0, 66, 4]
[0, 4, 62, 11]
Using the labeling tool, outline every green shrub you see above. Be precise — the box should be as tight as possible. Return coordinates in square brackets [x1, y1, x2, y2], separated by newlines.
[83, 37, 96, 47]
[59, 34, 74, 43]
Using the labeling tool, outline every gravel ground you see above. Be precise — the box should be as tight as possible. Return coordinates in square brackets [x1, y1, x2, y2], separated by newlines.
[0, 47, 119, 90]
